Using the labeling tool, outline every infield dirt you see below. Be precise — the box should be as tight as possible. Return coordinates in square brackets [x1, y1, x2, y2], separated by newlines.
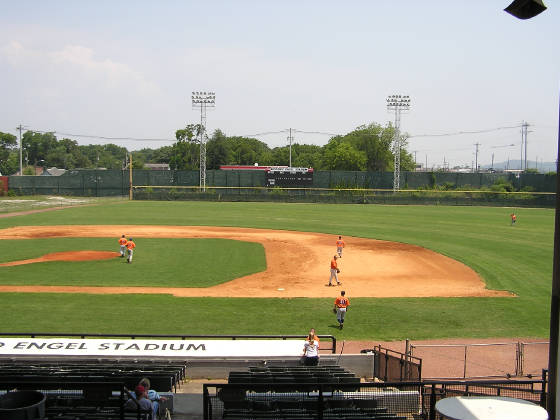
[0, 225, 513, 298]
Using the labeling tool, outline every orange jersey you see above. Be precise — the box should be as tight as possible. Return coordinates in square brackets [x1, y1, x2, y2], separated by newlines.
[336, 239, 345, 248]
[511, 214, 517, 221]
[331, 258, 338, 270]
[335, 296, 350, 308]
[119, 238, 127, 246]
[126, 241, 136, 250]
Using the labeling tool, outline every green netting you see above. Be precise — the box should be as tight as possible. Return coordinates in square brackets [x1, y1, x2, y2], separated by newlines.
[7, 169, 557, 197]
[132, 187, 555, 207]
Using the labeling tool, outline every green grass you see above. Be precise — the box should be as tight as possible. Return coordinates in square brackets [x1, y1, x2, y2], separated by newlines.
[0, 200, 554, 340]
[0, 238, 266, 287]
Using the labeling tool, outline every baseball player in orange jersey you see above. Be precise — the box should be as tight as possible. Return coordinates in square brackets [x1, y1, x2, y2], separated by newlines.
[126, 238, 136, 263]
[328, 255, 341, 286]
[334, 290, 350, 329]
[336, 236, 345, 258]
[118, 235, 127, 258]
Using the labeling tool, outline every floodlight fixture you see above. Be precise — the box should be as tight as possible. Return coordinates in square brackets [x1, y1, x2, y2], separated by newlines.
[505, 0, 547, 19]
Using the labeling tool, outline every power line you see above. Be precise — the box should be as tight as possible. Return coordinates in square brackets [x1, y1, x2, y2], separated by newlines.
[27, 128, 175, 142]
[409, 124, 523, 138]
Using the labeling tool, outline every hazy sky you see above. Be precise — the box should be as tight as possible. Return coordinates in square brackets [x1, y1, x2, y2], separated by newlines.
[1, 1, 558, 169]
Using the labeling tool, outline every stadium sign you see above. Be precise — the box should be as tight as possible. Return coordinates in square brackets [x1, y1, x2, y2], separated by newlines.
[0, 338, 304, 358]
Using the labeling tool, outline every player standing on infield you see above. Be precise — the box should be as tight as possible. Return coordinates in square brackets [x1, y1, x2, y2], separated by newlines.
[118, 235, 127, 258]
[126, 238, 136, 263]
[328, 255, 341, 286]
[336, 236, 345, 258]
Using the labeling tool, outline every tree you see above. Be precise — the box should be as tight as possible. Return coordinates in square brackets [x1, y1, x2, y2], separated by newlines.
[226, 136, 272, 165]
[337, 123, 394, 171]
[169, 125, 201, 170]
[206, 130, 232, 169]
[22, 131, 57, 165]
[0, 132, 18, 175]
[323, 139, 367, 171]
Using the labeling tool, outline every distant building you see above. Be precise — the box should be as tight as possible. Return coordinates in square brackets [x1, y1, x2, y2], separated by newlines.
[144, 163, 170, 170]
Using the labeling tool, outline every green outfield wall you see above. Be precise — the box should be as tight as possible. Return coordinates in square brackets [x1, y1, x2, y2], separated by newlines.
[6, 169, 556, 205]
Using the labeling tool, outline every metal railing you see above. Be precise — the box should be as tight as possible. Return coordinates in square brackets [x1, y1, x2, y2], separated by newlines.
[410, 341, 549, 379]
[203, 377, 547, 420]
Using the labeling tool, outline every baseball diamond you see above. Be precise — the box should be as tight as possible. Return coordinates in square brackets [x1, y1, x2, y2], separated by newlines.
[0, 225, 513, 298]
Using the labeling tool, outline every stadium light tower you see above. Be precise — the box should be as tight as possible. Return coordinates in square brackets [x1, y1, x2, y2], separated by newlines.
[191, 91, 216, 191]
[386, 95, 411, 191]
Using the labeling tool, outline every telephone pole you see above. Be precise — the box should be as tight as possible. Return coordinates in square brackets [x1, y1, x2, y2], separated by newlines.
[16, 125, 24, 176]
[287, 128, 294, 167]
[191, 91, 215, 191]
[474, 142, 481, 173]
[386, 95, 411, 191]
[522, 121, 529, 171]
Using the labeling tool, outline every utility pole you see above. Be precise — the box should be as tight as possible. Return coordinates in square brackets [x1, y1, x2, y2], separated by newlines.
[521, 121, 529, 171]
[386, 95, 411, 191]
[474, 142, 481, 173]
[491, 153, 495, 170]
[16, 124, 23, 176]
[192, 91, 215, 192]
[425, 155, 428, 171]
[287, 128, 294, 167]
[413, 150, 418, 169]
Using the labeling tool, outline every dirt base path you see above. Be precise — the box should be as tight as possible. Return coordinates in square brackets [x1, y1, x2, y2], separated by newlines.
[0, 225, 512, 298]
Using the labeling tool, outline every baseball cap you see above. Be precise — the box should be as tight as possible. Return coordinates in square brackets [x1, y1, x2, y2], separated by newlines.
[135, 385, 145, 394]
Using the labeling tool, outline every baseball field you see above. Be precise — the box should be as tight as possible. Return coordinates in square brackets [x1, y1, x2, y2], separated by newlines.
[0, 198, 553, 341]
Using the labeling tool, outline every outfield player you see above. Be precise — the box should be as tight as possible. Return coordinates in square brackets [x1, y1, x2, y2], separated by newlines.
[511, 212, 517, 225]
[334, 290, 350, 330]
[126, 238, 136, 263]
[328, 255, 341, 286]
[336, 236, 345, 258]
[118, 235, 127, 258]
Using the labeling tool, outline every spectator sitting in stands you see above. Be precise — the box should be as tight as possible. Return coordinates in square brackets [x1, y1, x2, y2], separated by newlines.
[139, 377, 167, 419]
[124, 385, 153, 418]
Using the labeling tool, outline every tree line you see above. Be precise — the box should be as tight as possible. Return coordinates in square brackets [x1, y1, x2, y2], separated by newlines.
[0, 122, 414, 175]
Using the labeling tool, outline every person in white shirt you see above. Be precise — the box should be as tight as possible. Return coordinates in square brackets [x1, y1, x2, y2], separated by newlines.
[302, 333, 319, 366]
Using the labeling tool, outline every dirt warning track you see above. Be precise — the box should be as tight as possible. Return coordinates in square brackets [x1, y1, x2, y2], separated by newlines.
[0, 225, 512, 298]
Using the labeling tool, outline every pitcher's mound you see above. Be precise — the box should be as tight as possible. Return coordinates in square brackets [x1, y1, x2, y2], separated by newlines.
[0, 251, 120, 267]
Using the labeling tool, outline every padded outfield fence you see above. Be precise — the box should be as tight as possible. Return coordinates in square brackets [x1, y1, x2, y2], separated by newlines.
[131, 185, 555, 207]
[203, 378, 547, 420]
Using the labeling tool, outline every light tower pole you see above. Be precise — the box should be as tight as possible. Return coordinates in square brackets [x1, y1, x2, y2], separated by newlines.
[386, 95, 411, 191]
[191, 91, 215, 191]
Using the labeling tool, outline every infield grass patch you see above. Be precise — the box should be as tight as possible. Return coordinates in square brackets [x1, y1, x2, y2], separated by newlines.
[0, 237, 266, 287]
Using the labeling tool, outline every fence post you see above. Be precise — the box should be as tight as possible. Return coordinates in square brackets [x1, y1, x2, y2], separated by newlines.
[405, 339, 410, 380]
[429, 384, 437, 420]
[202, 385, 209, 420]
[317, 385, 324, 420]
[517, 341, 523, 376]
[463, 345, 468, 378]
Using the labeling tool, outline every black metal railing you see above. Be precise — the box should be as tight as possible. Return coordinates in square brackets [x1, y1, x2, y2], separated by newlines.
[203, 378, 547, 420]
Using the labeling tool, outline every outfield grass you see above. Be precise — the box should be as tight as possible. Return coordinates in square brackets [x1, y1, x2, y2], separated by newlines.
[0, 238, 266, 287]
[0, 200, 554, 340]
